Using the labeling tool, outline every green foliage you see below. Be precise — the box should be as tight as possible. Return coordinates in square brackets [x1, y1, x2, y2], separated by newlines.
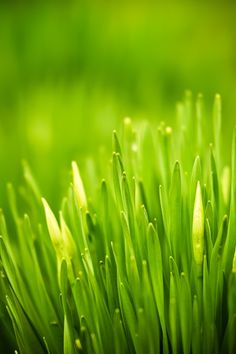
[1, 94, 236, 353]
[1, 0, 236, 212]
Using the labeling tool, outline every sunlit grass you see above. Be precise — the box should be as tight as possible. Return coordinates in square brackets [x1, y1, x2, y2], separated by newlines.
[1, 93, 236, 353]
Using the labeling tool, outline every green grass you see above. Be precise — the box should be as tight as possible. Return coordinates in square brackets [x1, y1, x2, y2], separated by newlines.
[1, 93, 236, 353]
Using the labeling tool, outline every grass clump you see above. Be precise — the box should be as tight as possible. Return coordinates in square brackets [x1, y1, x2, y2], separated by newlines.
[1, 93, 236, 353]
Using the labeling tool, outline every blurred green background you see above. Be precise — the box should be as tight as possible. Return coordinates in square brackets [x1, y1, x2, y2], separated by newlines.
[1, 0, 236, 208]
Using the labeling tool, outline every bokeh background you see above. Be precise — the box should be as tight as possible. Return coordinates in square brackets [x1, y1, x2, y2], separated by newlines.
[1, 0, 236, 209]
